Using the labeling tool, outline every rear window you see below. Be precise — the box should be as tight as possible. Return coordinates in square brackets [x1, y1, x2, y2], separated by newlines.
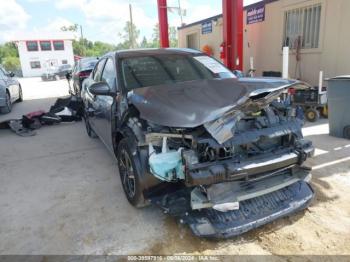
[80, 59, 98, 70]
[119, 54, 235, 91]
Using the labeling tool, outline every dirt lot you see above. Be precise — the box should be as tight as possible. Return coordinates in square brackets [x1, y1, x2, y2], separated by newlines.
[0, 77, 350, 257]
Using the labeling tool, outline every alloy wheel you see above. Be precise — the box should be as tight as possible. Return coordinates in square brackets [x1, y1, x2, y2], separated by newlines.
[119, 149, 136, 198]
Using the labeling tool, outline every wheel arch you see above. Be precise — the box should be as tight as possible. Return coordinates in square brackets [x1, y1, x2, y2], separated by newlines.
[115, 126, 162, 196]
[113, 130, 125, 156]
[113, 104, 143, 153]
[5, 88, 11, 101]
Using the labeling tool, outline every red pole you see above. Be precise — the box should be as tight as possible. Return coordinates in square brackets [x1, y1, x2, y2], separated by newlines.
[157, 0, 170, 48]
[222, 0, 243, 70]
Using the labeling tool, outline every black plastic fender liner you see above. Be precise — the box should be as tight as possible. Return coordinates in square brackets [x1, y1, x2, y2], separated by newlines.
[181, 181, 314, 238]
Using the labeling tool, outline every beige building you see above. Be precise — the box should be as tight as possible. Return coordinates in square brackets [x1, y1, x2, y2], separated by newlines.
[178, 0, 350, 86]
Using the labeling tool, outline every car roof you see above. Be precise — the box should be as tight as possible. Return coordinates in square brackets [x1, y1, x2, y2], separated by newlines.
[103, 48, 203, 59]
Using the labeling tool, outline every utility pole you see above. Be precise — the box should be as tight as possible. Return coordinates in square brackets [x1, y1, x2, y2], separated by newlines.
[178, 0, 183, 25]
[162, 0, 186, 26]
[80, 25, 85, 56]
[129, 4, 135, 49]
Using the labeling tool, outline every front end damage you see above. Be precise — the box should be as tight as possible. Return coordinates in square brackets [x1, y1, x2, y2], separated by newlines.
[126, 78, 315, 238]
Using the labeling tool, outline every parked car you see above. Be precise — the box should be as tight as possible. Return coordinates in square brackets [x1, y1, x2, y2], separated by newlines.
[71, 57, 98, 94]
[0, 66, 23, 114]
[41, 64, 72, 81]
[82, 49, 315, 238]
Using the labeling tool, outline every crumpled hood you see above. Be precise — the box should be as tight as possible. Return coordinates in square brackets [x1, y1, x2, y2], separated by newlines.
[237, 77, 298, 94]
[128, 78, 297, 128]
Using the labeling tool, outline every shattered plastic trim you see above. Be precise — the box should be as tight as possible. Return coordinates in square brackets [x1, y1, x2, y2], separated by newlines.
[185, 181, 314, 238]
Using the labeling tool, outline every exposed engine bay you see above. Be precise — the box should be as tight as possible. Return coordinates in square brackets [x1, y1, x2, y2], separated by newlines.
[124, 78, 315, 238]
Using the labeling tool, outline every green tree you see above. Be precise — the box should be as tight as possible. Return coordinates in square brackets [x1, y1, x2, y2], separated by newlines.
[2, 56, 20, 71]
[169, 26, 178, 48]
[140, 36, 148, 48]
[0, 42, 19, 63]
[118, 21, 140, 49]
[149, 24, 178, 48]
[72, 38, 117, 57]
[72, 40, 85, 56]
[0, 42, 20, 72]
[61, 24, 79, 32]
[93, 41, 117, 55]
[151, 23, 160, 48]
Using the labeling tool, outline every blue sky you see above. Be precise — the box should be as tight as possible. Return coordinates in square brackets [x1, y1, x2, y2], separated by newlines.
[1, 0, 262, 44]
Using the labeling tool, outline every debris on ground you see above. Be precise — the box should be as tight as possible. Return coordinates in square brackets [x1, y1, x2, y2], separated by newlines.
[0, 95, 83, 137]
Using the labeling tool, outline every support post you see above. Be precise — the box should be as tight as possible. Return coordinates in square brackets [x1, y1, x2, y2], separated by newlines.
[157, 0, 170, 48]
[222, 0, 243, 71]
[319, 71, 324, 94]
[282, 46, 289, 79]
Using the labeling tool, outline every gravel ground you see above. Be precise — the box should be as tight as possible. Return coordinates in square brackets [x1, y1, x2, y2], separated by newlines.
[0, 77, 349, 258]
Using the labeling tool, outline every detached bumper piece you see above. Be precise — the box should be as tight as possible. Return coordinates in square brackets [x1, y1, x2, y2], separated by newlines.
[182, 181, 313, 238]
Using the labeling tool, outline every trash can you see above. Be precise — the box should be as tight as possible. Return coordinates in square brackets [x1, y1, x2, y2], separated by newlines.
[326, 76, 350, 139]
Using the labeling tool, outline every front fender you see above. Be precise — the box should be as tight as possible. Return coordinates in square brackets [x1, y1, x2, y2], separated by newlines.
[0, 87, 7, 107]
[121, 128, 163, 196]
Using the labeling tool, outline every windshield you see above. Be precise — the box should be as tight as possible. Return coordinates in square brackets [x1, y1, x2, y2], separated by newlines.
[120, 54, 236, 91]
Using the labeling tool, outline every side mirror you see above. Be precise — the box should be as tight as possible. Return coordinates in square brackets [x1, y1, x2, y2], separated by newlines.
[88, 82, 116, 96]
[8, 72, 15, 77]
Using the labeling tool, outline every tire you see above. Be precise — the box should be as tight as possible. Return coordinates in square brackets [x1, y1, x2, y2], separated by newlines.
[305, 108, 320, 122]
[17, 85, 23, 102]
[117, 137, 147, 208]
[84, 113, 98, 138]
[0, 91, 12, 114]
[320, 105, 328, 118]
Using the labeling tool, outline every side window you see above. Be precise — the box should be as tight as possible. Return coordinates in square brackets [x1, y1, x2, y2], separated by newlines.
[93, 59, 106, 82]
[101, 58, 116, 89]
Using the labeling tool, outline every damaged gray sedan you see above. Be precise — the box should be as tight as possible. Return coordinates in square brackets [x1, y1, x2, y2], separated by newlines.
[82, 49, 314, 238]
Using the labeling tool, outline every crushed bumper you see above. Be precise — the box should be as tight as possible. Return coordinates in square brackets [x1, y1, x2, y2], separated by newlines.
[186, 145, 314, 186]
[182, 181, 314, 238]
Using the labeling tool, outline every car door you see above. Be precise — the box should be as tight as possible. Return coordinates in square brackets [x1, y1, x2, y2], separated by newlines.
[0, 70, 7, 100]
[1, 69, 18, 101]
[0, 69, 13, 101]
[85, 58, 106, 137]
[96, 57, 117, 151]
